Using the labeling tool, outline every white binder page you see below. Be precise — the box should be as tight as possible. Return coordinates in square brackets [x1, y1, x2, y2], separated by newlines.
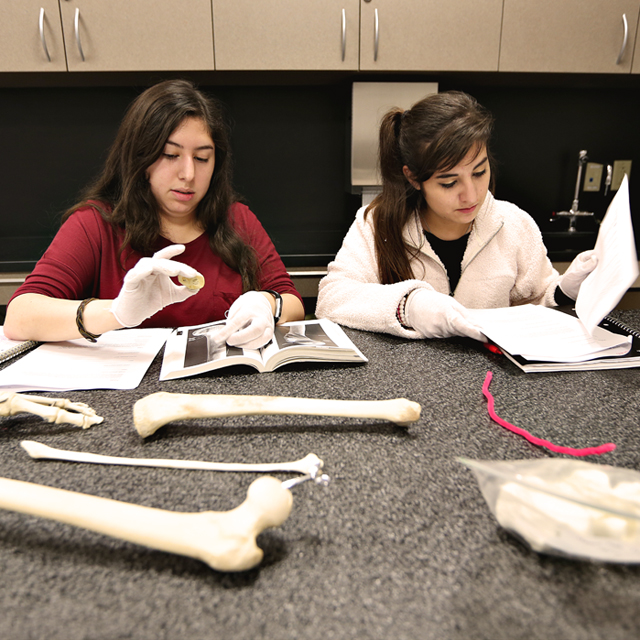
[468, 305, 630, 362]
[576, 175, 639, 334]
[0, 328, 171, 393]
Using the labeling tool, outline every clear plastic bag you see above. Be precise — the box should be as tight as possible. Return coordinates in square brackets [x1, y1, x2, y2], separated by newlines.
[460, 457, 640, 563]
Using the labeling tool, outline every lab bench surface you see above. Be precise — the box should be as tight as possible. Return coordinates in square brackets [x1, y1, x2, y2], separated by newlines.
[1, 311, 640, 640]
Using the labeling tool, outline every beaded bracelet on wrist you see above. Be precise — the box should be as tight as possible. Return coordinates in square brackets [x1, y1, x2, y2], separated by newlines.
[396, 294, 412, 330]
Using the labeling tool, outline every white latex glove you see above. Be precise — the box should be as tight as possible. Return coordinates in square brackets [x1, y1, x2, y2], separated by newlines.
[404, 289, 486, 341]
[111, 244, 202, 327]
[559, 250, 598, 300]
[216, 291, 275, 350]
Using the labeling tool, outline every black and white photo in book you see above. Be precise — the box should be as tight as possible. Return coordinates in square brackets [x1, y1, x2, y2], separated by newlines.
[184, 320, 340, 368]
[160, 318, 367, 380]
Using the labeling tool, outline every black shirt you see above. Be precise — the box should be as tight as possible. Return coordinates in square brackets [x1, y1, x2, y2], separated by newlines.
[423, 230, 470, 294]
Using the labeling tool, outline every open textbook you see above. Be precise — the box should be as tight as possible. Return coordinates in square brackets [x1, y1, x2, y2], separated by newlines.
[159, 318, 367, 380]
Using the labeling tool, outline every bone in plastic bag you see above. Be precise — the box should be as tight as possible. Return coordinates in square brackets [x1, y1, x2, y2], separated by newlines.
[460, 457, 640, 563]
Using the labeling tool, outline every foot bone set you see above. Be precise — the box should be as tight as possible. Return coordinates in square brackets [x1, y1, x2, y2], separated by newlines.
[0, 391, 421, 571]
[0, 392, 104, 429]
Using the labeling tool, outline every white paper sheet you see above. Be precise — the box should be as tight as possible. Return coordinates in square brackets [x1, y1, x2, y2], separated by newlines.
[467, 305, 630, 362]
[576, 175, 639, 333]
[0, 328, 171, 393]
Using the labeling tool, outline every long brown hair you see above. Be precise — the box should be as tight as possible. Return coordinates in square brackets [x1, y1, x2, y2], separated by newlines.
[367, 91, 494, 284]
[63, 79, 259, 290]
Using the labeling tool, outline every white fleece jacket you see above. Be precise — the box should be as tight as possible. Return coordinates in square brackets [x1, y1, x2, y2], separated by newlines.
[316, 192, 561, 338]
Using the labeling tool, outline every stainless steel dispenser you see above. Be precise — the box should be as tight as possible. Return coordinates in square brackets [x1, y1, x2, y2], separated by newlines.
[351, 82, 438, 206]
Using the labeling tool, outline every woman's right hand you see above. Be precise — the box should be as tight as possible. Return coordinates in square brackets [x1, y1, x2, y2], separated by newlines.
[111, 244, 203, 328]
[404, 289, 486, 341]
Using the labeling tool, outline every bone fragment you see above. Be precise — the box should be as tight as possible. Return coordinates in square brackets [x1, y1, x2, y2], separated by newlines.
[0, 474, 292, 572]
[21, 440, 322, 476]
[0, 392, 104, 429]
[133, 392, 421, 438]
[178, 274, 205, 290]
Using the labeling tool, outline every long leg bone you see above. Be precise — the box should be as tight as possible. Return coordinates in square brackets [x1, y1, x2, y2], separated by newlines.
[133, 392, 421, 438]
[0, 392, 104, 429]
[0, 474, 292, 572]
[21, 440, 323, 476]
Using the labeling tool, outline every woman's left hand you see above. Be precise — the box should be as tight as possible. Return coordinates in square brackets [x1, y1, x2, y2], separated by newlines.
[559, 250, 598, 300]
[217, 291, 275, 350]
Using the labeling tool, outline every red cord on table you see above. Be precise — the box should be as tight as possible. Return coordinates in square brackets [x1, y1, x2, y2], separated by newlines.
[481, 371, 616, 456]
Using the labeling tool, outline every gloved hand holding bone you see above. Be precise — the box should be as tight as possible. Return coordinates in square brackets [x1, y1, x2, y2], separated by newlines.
[111, 244, 203, 327]
[404, 289, 486, 342]
[559, 249, 598, 300]
[214, 291, 275, 350]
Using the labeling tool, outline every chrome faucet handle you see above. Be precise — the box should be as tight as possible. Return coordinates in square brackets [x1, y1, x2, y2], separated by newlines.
[554, 210, 594, 218]
[552, 208, 594, 233]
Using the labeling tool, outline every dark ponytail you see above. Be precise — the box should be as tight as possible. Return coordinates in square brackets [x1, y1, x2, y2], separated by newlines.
[366, 108, 423, 284]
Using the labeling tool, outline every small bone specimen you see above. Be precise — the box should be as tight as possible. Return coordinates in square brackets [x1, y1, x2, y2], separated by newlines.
[178, 274, 205, 290]
[0, 474, 292, 572]
[133, 392, 421, 437]
[0, 392, 103, 429]
[21, 440, 323, 476]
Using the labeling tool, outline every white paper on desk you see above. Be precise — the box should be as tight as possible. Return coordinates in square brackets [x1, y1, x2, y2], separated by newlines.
[0, 328, 171, 393]
[468, 305, 630, 361]
[576, 175, 639, 334]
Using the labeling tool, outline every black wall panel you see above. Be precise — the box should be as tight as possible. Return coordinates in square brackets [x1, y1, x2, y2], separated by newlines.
[0, 76, 638, 271]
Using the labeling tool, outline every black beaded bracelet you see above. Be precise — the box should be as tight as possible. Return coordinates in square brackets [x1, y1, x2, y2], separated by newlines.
[76, 298, 101, 343]
[397, 293, 412, 330]
[263, 290, 283, 324]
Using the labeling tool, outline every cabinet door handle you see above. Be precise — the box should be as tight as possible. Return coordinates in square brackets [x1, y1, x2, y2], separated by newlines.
[74, 7, 85, 62]
[374, 8, 379, 62]
[39, 8, 52, 62]
[341, 9, 346, 61]
[616, 13, 628, 65]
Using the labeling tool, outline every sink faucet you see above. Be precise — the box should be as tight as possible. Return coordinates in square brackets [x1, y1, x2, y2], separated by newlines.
[552, 150, 594, 232]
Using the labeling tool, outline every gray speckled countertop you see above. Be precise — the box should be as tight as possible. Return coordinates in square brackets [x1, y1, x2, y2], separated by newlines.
[1, 311, 640, 640]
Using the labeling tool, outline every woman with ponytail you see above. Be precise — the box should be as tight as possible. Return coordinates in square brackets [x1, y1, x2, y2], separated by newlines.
[6, 80, 304, 346]
[316, 91, 596, 340]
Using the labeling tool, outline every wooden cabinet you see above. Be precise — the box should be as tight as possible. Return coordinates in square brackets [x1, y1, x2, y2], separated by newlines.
[3, 1, 640, 76]
[212, 0, 360, 70]
[0, 1, 67, 71]
[359, 0, 503, 71]
[500, 0, 640, 73]
[58, 0, 214, 71]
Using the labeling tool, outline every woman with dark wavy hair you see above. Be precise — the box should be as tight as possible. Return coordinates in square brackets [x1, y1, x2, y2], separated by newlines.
[6, 80, 304, 347]
[317, 91, 596, 340]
